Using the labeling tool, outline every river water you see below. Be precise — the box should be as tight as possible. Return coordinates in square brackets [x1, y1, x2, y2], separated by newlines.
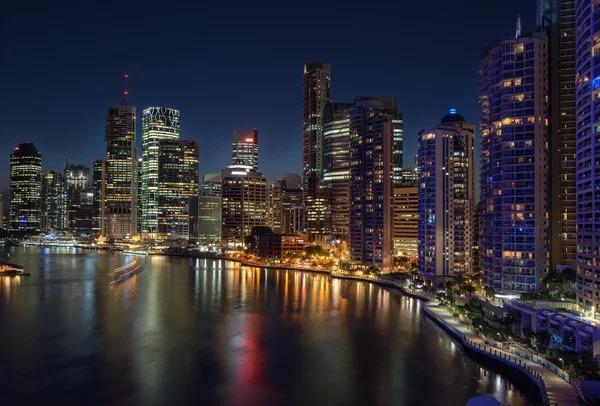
[0, 247, 533, 405]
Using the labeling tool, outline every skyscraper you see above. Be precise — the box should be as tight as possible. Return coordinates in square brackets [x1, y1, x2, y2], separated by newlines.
[480, 24, 548, 294]
[268, 174, 303, 234]
[41, 171, 67, 231]
[323, 102, 353, 239]
[103, 105, 137, 238]
[202, 173, 222, 197]
[418, 111, 476, 284]
[542, 0, 577, 269]
[348, 98, 397, 271]
[197, 196, 221, 245]
[64, 164, 90, 231]
[9, 143, 42, 232]
[156, 139, 199, 239]
[92, 159, 105, 234]
[232, 129, 259, 170]
[268, 179, 283, 232]
[303, 61, 332, 242]
[575, 0, 600, 314]
[221, 165, 267, 247]
[394, 187, 419, 259]
[141, 106, 181, 239]
[0, 191, 4, 229]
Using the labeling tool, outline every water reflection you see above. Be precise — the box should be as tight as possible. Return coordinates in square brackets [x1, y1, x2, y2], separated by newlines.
[0, 248, 534, 406]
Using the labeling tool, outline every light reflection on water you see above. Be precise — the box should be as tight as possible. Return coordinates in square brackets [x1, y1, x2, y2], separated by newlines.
[0, 247, 534, 406]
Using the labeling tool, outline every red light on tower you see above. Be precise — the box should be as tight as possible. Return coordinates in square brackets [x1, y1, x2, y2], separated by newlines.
[124, 74, 129, 78]
[244, 137, 254, 143]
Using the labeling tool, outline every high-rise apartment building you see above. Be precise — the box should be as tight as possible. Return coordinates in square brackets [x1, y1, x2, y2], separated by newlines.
[141, 107, 181, 239]
[103, 105, 137, 238]
[394, 187, 419, 259]
[541, 0, 577, 269]
[41, 171, 67, 231]
[197, 195, 221, 245]
[575, 0, 600, 314]
[348, 98, 397, 271]
[221, 165, 267, 247]
[156, 139, 199, 240]
[323, 102, 353, 238]
[268, 179, 283, 232]
[0, 191, 4, 229]
[232, 129, 259, 170]
[303, 61, 332, 242]
[9, 143, 42, 232]
[92, 159, 105, 234]
[418, 111, 476, 284]
[480, 27, 548, 294]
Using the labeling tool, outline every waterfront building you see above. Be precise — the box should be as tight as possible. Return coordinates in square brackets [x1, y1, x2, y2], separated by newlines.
[141, 107, 181, 239]
[249, 231, 305, 260]
[202, 173, 222, 197]
[73, 190, 94, 235]
[41, 171, 67, 231]
[303, 61, 332, 242]
[575, 0, 600, 314]
[221, 165, 267, 247]
[197, 195, 221, 245]
[232, 129, 259, 170]
[92, 159, 105, 234]
[542, 0, 576, 270]
[480, 24, 548, 294]
[268, 174, 303, 234]
[268, 179, 283, 232]
[280, 174, 303, 235]
[418, 111, 476, 284]
[348, 97, 397, 271]
[156, 139, 199, 240]
[9, 143, 42, 232]
[137, 158, 142, 235]
[103, 105, 137, 238]
[64, 164, 90, 232]
[393, 187, 419, 259]
[323, 102, 353, 239]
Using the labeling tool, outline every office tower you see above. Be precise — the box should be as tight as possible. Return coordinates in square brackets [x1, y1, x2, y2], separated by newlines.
[398, 161, 420, 188]
[268, 179, 283, 232]
[141, 107, 181, 239]
[575, 0, 600, 314]
[303, 61, 332, 242]
[394, 187, 419, 259]
[280, 174, 303, 235]
[323, 102, 353, 238]
[232, 129, 259, 170]
[348, 98, 397, 271]
[221, 165, 267, 247]
[202, 173, 222, 197]
[480, 25, 548, 294]
[156, 139, 199, 239]
[41, 171, 67, 231]
[541, 0, 576, 270]
[73, 190, 94, 235]
[64, 164, 90, 231]
[418, 111, 476, 284]
[92, 159, 105, 234]
[9, 143, 42, 232]
[268, 174, 303, 234]
[197, 195, 222, 244]
[103, 105, 137, 238]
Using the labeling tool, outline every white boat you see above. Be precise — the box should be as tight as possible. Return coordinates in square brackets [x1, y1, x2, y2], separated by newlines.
[123, 250, 149, 256]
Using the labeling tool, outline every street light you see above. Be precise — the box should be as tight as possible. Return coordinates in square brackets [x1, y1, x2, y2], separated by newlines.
[559, 358, 564, 369]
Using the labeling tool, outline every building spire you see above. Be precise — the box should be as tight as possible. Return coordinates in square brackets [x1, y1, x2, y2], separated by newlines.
[515, 13, 522, 39]
[121, 73, 129, 106]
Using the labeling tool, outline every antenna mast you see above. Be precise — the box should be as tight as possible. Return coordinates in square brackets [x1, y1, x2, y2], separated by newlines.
[121, 73, 129, 106]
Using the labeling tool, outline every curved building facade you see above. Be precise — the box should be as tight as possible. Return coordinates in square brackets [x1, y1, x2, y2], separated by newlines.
[575, 0, 600, 314]
[9, 143, 42, 231]
[480, 31, 548, 294]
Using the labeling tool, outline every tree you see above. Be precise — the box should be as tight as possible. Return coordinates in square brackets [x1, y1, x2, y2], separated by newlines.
[534, 331, 550, 354]
[543, 268, 576, 299]
[366, 265, 382, 275]
[484, 286, 496, 299]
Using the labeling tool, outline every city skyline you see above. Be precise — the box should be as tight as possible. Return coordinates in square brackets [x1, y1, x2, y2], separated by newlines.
[1, 1, 536, 191]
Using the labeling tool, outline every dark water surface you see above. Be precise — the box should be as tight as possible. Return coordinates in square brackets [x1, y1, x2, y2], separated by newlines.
[0, 247, 533, 405]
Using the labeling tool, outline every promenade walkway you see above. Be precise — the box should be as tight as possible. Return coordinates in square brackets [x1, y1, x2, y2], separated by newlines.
[424, 301, 579, 406]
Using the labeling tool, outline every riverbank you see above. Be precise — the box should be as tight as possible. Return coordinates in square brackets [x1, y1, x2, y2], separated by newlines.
[330, 271, 579, 406]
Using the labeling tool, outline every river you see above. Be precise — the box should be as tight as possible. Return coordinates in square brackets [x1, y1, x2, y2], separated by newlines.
[0, 247, 534, 405]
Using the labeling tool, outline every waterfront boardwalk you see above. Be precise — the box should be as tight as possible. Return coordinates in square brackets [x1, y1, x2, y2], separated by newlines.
[329, 272, 580, 406]
[424, 301, 579, 406]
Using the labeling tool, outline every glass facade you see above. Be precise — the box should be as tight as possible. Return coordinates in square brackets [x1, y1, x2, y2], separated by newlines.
[232, 129, 258, 170]
[9, 143, 42, 231]
[141, 106, 180, 239]
[41, 171, 67, 231]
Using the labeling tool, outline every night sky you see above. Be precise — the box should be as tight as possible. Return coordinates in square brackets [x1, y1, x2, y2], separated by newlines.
[1, 1, 536, 192]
